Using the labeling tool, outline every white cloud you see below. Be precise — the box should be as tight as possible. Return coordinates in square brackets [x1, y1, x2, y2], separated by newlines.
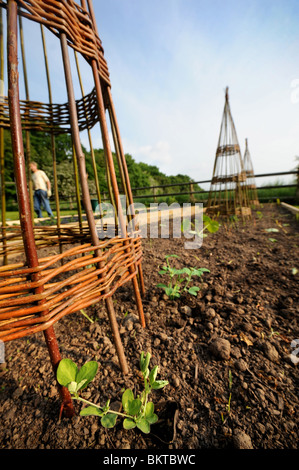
[124, 140, 172, 171]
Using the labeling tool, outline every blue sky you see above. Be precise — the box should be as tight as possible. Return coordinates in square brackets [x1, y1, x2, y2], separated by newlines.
[2, 0, 299, 186]
[92, 0, 299, 185]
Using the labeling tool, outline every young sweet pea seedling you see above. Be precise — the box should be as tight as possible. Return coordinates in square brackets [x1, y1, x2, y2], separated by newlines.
[56, 352, 168, 434]
[157, 254, 210, 300]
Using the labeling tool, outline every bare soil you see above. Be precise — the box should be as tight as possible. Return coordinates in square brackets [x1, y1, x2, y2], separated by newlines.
[0, 203, 298, 451]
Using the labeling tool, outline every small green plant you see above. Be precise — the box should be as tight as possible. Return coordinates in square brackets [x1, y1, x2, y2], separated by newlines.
[226, 369, 233, 414]
[256, 211, 263, 219]
[56, 352, 168, 434]
[80, 308, 94, 323]
[221, 369, 233, 423]
[181, 214, 219, 239]
[268, 327, 280, 338]
[157, 254, 210, 299]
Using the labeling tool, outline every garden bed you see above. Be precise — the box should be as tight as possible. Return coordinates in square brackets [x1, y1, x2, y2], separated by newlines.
[0, 203, 298, 450]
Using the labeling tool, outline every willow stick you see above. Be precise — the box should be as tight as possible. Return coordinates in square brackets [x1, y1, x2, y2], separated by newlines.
[0, 9, 7, 265]
[7, 0, 75, 418]
[74, 51, 102, 213]
[84, 0, 145, 326]
[60, 26, 128, 374]
[72, 145, 83, 234]
[40, 25, 62, 255]
[18, 15, 34, 222]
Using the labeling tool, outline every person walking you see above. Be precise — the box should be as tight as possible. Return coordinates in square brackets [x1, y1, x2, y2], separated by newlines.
[30, 161, 54, 218]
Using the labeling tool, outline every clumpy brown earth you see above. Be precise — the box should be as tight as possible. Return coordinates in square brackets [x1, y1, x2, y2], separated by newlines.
[0, 203, 298, 451]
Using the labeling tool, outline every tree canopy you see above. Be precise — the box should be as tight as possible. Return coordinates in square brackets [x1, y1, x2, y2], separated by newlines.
[2, 129, 201, 209]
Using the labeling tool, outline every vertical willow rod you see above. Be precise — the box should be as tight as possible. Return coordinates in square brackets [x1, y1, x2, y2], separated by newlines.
[74, 51, 102, 213]
[106, 88, 145, 296]
[41, 25, 62, 254]
[72, 144, 83, 233]
[18, 14, 34, 221]
[60, 27, 128, 374]
[85, 0, 145, 327]
[7, 0, 75, 417]
[0, 8, 7, 265]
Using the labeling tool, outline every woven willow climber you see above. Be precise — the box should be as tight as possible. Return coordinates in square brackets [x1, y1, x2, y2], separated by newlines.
[243, 138, 260, 207]
[0, 0, 145, 417]
[206, 87, 251, 218]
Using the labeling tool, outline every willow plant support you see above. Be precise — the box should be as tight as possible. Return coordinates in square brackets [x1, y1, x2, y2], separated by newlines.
[206, 87, 251, 219]
[243, 138, 259, 207]
[41, 24, 63, 255]
[0, 9, 6, 265]
[0, 0, 146, 416]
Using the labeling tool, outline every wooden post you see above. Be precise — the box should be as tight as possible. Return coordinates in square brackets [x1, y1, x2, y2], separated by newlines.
[7, 0, 75, 418]
[60, 26, 129, 373]
[0, 9, 7, 265]
[41, 25, 62, 255]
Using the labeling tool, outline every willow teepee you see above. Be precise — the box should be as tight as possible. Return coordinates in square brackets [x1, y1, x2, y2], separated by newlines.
[206, 87, 251, 218]
[243, 138, 259, 207]
[0, 0, 145, 417]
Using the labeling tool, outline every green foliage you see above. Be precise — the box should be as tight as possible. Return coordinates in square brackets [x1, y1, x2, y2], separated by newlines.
[4, 124, 201, 207]
[157, 254, 210, 299]
[181, 214, 219, 239]
[56, 352, 168, 434]
[57, 359, 98, 393]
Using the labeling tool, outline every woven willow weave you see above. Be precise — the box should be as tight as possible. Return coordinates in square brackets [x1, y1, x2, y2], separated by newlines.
[0, 1, 145, 410]
[206, 87, 251, 218]
[0, 237, 142, 342]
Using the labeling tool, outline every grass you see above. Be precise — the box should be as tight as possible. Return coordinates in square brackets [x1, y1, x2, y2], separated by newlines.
[4, 209, 79, 222]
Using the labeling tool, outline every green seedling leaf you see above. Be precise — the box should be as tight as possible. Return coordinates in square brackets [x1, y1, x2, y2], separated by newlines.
[165, 254, 179, 259]
[265, 228, 279, 232]
[151, 379, 169, 390]
[136, 417, 150, 434]
[188, 286, 200, 296]
[67, 381, 79, 394]
[146, 413, 158, 424]
[168, 289, 180, 298]
[101, 413, 118, 428]
[145, 402, 158, 424]
[103, 399, 110, 413]
[80, 406, 104, 417]
[292, 267, 298, 275]
[145, 401, 154, 417]
[175, 268, 191, 275]
[76, 379, 88, 392]
[123, 418, 137, 430]
[128, 398, 142, 416]
[80, 309, 94, 323]
[122, 389, 134, 413]
[140, 352, 151, 374]
[149, 365, 158, 386]
[156, 283, 168, 289]
[57, 358, 78, 386]
[192, 268, 210, 276]
[158, 269, 168, 275]
[76, 361, 98, 391]
[205, 219, 219, 233]
[268, 238, 277, 243]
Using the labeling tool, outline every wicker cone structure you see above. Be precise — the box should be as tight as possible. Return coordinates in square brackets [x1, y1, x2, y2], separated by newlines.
[206, 87, 251, 218]
[0, 0, 145, 416]
[243, 138, 259, 207]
